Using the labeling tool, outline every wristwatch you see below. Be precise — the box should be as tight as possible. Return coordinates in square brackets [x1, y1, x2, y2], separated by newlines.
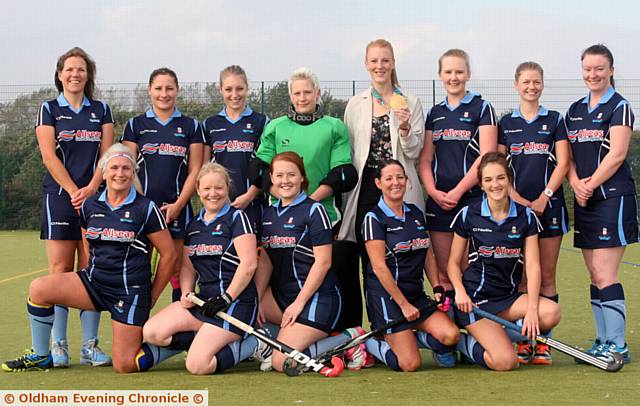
[543, 188, 553, 197]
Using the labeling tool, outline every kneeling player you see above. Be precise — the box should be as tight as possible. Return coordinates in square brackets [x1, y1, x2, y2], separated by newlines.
[449, 152, 561, 371]
[3, 144, 176, 373]
[142, 163, 270, 374]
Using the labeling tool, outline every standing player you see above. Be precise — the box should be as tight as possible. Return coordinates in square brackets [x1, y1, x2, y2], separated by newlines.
[566, 44, 637, 363]
[498, 62, 570, 364]
[143, 163, 271, 374]
[3, 144, 176, 373]
[418, 49, 497, 304]
[449, 152, 560, 371]
[202, 65, 268, 234]
[122, 68, 204, 302]
[35, 47, 114, 368]
[360, 160, 459, 371]
[255, 152, 350, 373]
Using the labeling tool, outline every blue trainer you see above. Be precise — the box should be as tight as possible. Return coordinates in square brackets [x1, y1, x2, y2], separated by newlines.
[2, 349, 53, 372]
[80, 338, 112, 366]
[52, 339, 69, 368]
[597, 342, 631, 364]
[432, 351, 456, 368]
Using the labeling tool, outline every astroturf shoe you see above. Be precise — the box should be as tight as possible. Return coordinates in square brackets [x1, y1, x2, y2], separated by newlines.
[517, 341, 534, 364]
[597, 342, 631, 364]
[531, 343, 552, 365]
[432, 351, 456, 368]
[51, 339, 69, 368]
[343, 327, 373, 370]
[80, 338, 112, 366]
[2, 349, 52, 372]
[253, 329, 274, 372]
[575, 339, 604, 364]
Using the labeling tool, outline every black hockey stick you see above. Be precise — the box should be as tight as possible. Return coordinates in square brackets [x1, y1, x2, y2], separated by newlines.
[187, 293, 345, 377]
[286, 297, 440, 376]
[472, 306, 624, 372]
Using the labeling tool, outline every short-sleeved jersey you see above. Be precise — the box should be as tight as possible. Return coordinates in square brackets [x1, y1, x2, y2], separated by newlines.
[79, 187, 166, 290]
[498, 106, 568, 206]
[362, 198, 430, 298]
[425, 92, 497, 196]
[202, 106, 268, 200]
[122, 109, 204, 205]
[566, 87, 636, 200]
[36, 94, 114, 195]
[261, 192, 338, 295]
[255, 115, 352, 224]
[185, 204, 257, 301]
[452, 198, 539, 300]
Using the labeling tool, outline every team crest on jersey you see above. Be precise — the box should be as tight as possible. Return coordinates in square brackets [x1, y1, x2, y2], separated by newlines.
[598, 227, 611, 241]
[120, 211, 133, 223]
[243, 123, 255, 134]
[414, 219, 425, 230]
[549, 217, 560, 230]
[174, 127, 185, 138]
[113, 300, 125, 314]
[538, 124, 551, 135]
[284, 217, 295, 229]
[247, 123, 252, 129]
[211, 224, 223, 236]
[593, 112, 604, 123]
[459, 112, 472, 122]
[89, 112, 100, 123]
[508, 226, 521, 239]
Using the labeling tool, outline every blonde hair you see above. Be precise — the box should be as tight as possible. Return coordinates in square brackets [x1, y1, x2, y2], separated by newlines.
[220, 65, 248, 87]
[287, 67, 320, 96]
[365, 39, 399, 87]
[438, 49, 471, 74]
[515, 61, 544, 81]
[196, 162, 232, 196]
[98, 143, 142, 193]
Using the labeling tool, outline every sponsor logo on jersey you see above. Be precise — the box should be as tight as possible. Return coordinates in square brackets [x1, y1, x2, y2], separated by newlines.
[140, 142, 187, 156]
[50, 221, 69, 226]
[478, 245, 521, 258]
[57, 130, 76, 142]
[432, 128, 472, 141]
[598, 227, 611, 241]
[187, 243, 224, 256]
[261, 235, 297, 248]
[212, 140, 255, 153]
[387, 226, 403, 232]
[510, 143, 524, 155]
[209, 128, 227, 133]
[567, 129, 605, 143]
[139, 129, 158, 134]
[281, 138, 290, 146]
[90, 213, 105, 218]
[472, 227, 492, 232]
[56, 115, 73, 120]
[503, 129, 523, 134]
[284, 217, 295, 229]
[568, 116, 583, 121]
[393, 238, 429, 253]
[432, 116, 446, 123]
[517, 142, 549, 155]
[85, 227, 135, 242]
[58, 130, 101, 142]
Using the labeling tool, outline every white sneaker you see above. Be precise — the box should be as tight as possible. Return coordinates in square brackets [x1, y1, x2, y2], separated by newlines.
[253, 329, 273, 372]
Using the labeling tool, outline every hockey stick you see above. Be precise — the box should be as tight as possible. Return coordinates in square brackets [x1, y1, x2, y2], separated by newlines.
[471, 306, 624, 372]
[286, 298, 440, 376]
[187, 293, 345, 377]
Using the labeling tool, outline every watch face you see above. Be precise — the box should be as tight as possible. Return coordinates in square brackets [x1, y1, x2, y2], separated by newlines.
[544, 188, 553, 197]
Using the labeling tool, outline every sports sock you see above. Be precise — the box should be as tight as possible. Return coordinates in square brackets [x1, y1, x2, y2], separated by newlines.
[52, 305, 68, 343]
[456, 332, 488, 369]
[261, 322, 281, 338]
[590, 284, 606, 343]
[414, 331, 455, 353]
[303, 334, 351, 358]
[363, 337, 400, 371]
[28, 300, 54, 356]
[135, 343, 182, 372]
[170, 276, 181, 303]
[79, 310, 101, 344]
[215, 336, 258, 373]
[167, 332, 195, 351]
[600, 283, 626, 347]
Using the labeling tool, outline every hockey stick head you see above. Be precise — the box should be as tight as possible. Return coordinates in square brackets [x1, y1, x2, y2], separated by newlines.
[606, 352, 625, 372]
[283, 355, 345, 378]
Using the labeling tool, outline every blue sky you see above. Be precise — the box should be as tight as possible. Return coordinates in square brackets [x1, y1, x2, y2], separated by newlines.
[2, 0, 638, 85]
